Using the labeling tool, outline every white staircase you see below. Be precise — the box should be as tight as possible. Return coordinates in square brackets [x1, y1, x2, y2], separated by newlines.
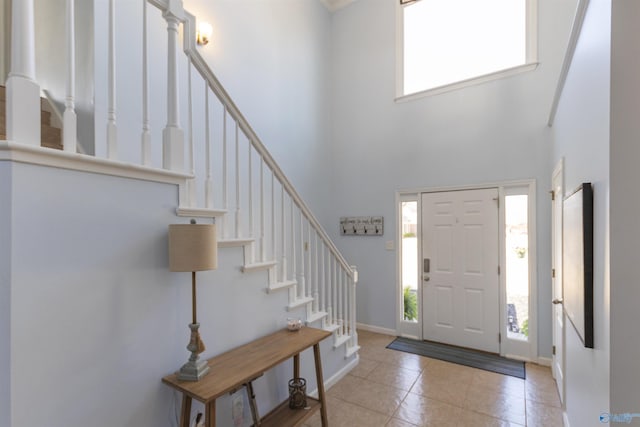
[2, 0, 359, 358]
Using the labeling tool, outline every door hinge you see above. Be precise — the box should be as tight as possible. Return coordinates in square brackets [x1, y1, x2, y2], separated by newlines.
[550, 190, 555, 201]
[498, 265, 501, 275]
[552, 268, 556, 278]
[552, 345, 556, 355]
[498, 333, 502, 343]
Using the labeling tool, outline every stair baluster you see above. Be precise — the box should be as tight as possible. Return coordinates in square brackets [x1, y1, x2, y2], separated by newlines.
[63, 0, 77, 153]
[141, 0, 151, 165]
[107, 0, 117, 159]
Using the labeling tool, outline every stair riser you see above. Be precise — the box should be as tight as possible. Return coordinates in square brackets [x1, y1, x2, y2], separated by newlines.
[0, 89, 49, 110]
[0, 85, 62, 149]
[0, 123, 60, 137]
[0, 107, 53, 125]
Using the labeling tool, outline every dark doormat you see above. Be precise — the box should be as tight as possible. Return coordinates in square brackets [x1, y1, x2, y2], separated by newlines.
[387, 337, 526, 379]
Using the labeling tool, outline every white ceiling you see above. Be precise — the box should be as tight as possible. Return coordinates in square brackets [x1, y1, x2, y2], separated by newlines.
[320, 0, 359, 13]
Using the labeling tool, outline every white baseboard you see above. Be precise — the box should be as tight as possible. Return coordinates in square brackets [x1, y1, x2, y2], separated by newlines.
[504, 354, 532, 363]
[537, 356, 552, 367]
[356, 322, 396, 336]
[308, 355, 359, 398]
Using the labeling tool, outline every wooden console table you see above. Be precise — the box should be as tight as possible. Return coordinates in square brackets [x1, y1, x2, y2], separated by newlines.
[162, 327, 332, 427]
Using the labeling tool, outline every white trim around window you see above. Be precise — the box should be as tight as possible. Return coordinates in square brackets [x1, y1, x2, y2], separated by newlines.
[395, 0, 539, 101]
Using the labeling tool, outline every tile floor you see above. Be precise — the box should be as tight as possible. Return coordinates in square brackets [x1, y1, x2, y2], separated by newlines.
[304, 330, 563, 427]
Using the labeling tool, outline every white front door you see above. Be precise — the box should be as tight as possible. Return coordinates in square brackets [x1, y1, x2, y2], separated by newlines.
[551, 162, 565, 403]
[421, 188, 500, 353]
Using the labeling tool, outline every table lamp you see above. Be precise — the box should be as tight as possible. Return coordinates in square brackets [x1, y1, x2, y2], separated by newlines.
[169, 219, 217, 381]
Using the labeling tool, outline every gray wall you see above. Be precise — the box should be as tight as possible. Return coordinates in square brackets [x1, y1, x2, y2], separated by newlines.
[550, 0, 610, 424]
[326, 0, 576, 358]
[6, 162, 351, 426]
[610, 0, 640, 418]
[0, 162, 11, 427]
[189, 0, 333, 224]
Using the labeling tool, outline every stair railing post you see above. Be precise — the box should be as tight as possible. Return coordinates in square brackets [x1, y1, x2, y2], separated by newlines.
[271, 171, 277, 280]
[338, 270, 344, 336]
[141, 0, 151, 165]
[204, 85, 213, 208]
[281, 186, 287, 283]
[260, 158, 265, 261]
[320, 243, 325, 315]
[186, 59, 196, 206]
[313, 232, 319, 313]
[248, 140, 254, 261]
[63, 0, 77, 153]
[6, 0, 41, 146]
[298, 212, 306, 300]
[290, 199, 296, 288]
[161, 0, 185, 172]
[235, 122, 241, 238]
[106, 0, 117, 158]
[350, 266, 358, 347]
[221, 107, 228, 237]
[328, 258, 334, 326]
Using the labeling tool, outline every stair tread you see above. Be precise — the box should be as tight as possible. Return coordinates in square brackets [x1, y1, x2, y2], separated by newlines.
[0, 107, 55, 126]
[323, 323, 341, 333]
[287, 296, 315, 311]
[334, 334, 351, 348]
[218, 238, 255, 248]
[307, 311, 328, 323]
[242, 260, 277, 272]
[345, 344, 360, 358]
[176, 206, 227, 218]
[267, 280, 297, 293]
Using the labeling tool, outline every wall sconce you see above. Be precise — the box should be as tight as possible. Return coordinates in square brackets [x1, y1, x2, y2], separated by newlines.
[196, 22, 213, 46]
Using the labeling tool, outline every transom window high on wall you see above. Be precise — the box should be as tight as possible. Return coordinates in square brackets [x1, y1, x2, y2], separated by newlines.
[397, 0, 538, 99]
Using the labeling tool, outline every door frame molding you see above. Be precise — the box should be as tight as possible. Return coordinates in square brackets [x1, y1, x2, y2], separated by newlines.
[395, 179, 538, 361]
[551, 158, 566, 404]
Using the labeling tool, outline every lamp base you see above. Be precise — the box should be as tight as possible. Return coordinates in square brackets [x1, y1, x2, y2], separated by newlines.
[178, 358, 210, 381]
[177, 322, 210, 381]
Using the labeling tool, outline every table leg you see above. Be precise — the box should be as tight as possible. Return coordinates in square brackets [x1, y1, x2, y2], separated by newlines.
[205, 400, 216, 427]
[312, 343, 328, 427]
[179, 394, 192, 427]
[245, 381, 261, 426]
[293, 353, 300, 379]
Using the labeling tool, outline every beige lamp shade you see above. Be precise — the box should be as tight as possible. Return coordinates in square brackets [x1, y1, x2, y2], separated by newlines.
[168, 223, 218, 272]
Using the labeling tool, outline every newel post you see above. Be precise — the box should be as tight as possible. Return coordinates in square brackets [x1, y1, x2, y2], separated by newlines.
[162, 0, 185, 172]
[6, 0, 40, 146]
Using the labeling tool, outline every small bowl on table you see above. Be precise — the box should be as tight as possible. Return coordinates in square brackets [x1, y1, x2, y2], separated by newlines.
[287, 318, 304, 331]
